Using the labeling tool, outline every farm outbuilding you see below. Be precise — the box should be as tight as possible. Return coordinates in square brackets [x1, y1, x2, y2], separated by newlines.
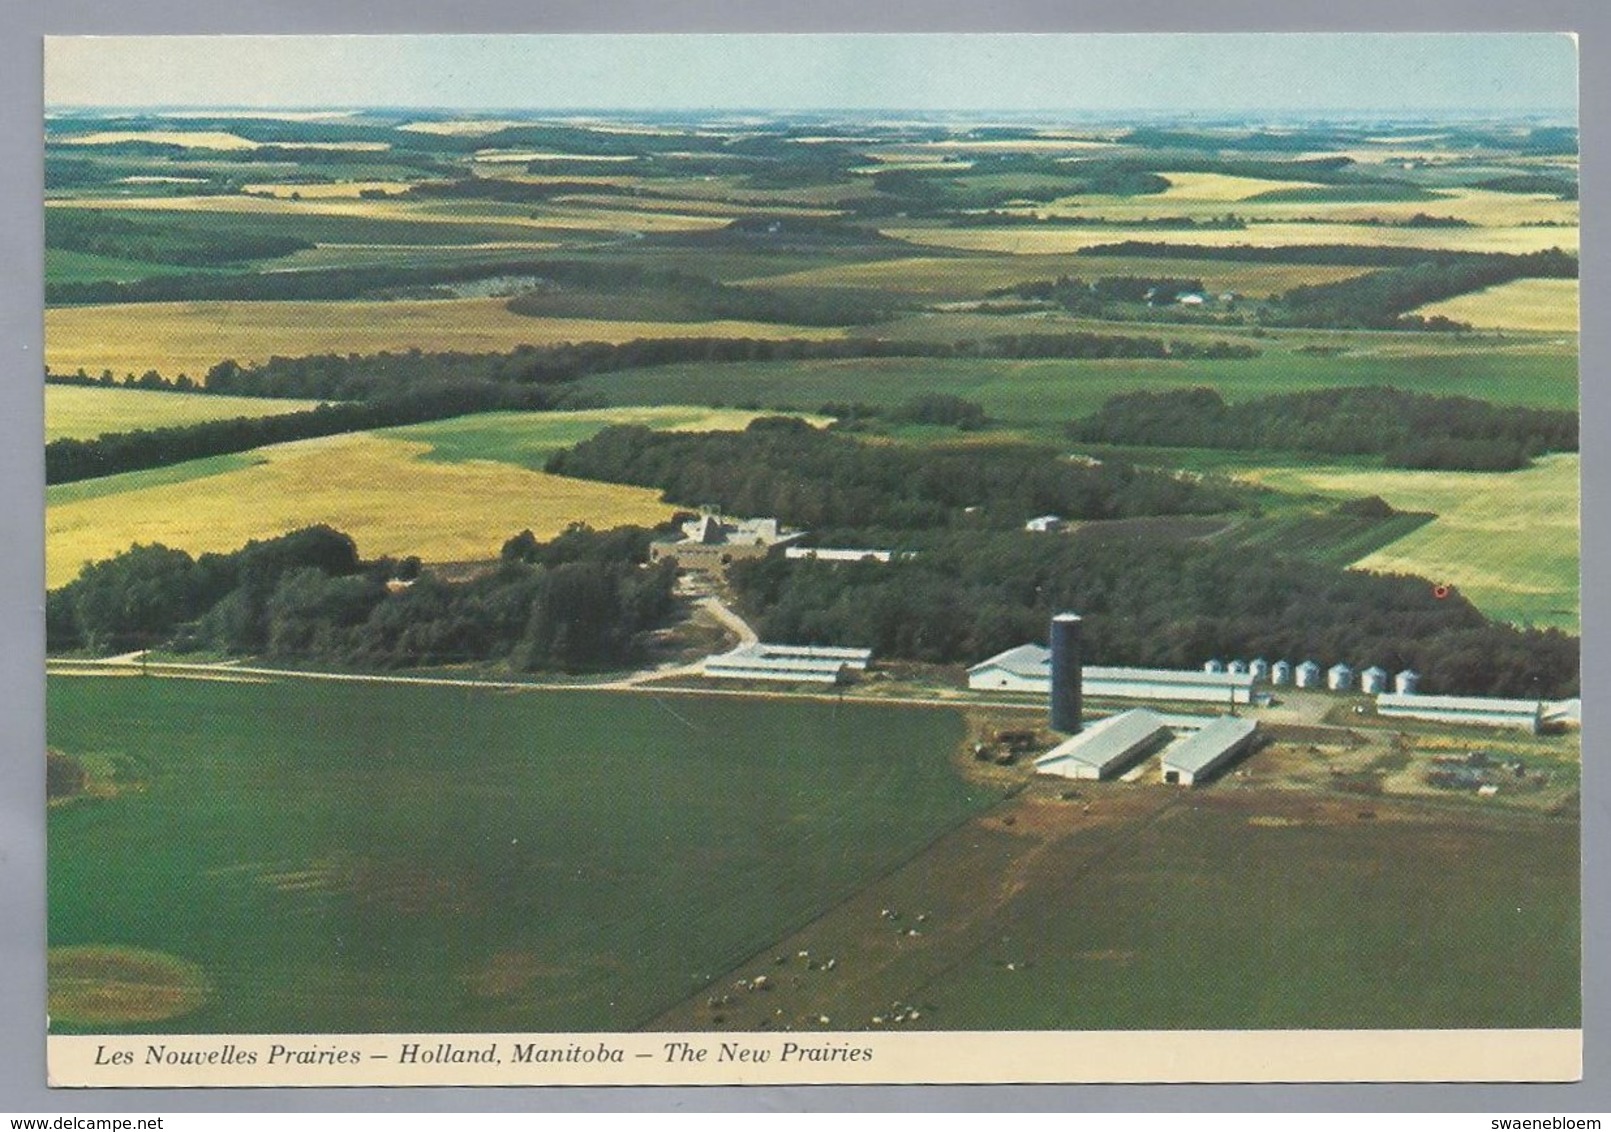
[1203, 658, 1226, 674]
[1159, 716, 1259, 786]
[1228, 659, 1249, 676]
[1249, 658, 1270, 684]
[1394, 669, 1421, 695]
[1271, 660, 1293, 686]
[1375, 693, 1543, 733]
[1025, 515, 1067, 533]
[1327, 663, 1355, 691]
[1295, 660, 1322, 688]
[1361, 666, 1389, 695]
[966, 645, 1253, 704]
[1033, 709, 1170, 780]
[650, 512, 806, 570]
[702, 642, 872, 684]
[784, 547, 893, 563]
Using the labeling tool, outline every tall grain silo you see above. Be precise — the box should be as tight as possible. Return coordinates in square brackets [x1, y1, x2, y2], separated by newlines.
[1049, 612, 1083, 734]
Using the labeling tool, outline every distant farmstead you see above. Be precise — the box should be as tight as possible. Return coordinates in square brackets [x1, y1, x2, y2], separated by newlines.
[649, 512, 806, 571]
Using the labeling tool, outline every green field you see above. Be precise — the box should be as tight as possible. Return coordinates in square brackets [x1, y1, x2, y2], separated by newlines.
[570, 350, 1579, 425]
[1236, 454, 1580, 631]
[921, 794, 1578, 1030]
[46, 385, 327, 442]
[384, 406, 827, 469]
[47, 677, 979, 1033]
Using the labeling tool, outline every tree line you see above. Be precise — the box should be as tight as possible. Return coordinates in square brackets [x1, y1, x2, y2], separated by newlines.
[545, 417, 1244, 532]
[725, 527, 1578, 700]
[46, 208, 313, 268]
[1066, 387, 1578, 472]
[46, 524, 676, 672]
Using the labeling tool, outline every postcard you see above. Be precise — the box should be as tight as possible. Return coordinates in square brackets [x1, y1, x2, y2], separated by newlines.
[41, 33, 1581, 1087]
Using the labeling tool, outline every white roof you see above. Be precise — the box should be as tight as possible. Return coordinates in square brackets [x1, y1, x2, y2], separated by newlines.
[1035, 709, 1168, 775]
[968, 644, 1253, 690]
[1161, 716, 1257, 774]
[1377, 693, 1542, 715]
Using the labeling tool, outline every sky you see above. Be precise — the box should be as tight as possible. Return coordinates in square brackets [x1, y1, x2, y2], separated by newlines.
[44, 33, 1578, 117]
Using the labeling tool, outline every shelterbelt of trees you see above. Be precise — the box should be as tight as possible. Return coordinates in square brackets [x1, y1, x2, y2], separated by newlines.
[46, 524, 675, 672]
[46, 255, 893, 326]
[46, 330, 1260, 484]
[1067, 387, 1578, 472]
[546, 417, 1243, 529]
[727, 529, 1578, 700]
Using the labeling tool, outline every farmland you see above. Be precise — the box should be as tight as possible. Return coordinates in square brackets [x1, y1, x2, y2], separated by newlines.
[1232, 454, 1580, 632]
[882, 221, 1578, 257]
[43, 100, 1581, 1045]
[1413, 278, 1580, 333]
[44, 298, 845, 379]
[47, 385, 326, 442]
[47, 675, 1577, 1034]
[45, 432, 675, 586]
[47, 677, 978, 1033]
[570, 349, 1579, 425]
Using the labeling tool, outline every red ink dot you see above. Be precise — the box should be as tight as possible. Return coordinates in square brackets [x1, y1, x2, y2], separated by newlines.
[1432, 584, 1450, 599]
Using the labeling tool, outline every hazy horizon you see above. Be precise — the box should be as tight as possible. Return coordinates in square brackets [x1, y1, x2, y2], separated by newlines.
[44, 34, 1578, 119]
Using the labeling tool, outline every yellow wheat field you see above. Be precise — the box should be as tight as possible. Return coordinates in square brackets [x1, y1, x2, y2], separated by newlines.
[46, 385, 328, 442]
[46, 433, 678, 587]
[1151, 172, 1327, 201]
[881, 221, 1579, 256]
[1413, 278, 1579, 333]
[55, 130, 262, 150]
[741, 254, 1370, 298]
[45, 298, 845, 378]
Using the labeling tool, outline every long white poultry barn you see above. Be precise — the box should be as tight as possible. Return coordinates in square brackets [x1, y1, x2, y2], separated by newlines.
[968, 644, 1253, 704]
[1033, 709, 1171, 780]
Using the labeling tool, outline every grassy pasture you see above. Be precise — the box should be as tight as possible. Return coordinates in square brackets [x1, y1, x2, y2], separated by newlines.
[739, 254, 1372, 300]
[571, 350, 1579, 426]
[45, 298, 845, 379]
[46, 385, 327, 442]
[45, 432, 676, 587]
[47, 677, 977, 1033]
[1232, 454, 1579, 631]
[881, 221, 1579, 256]
[1414, 278, 1579, 333]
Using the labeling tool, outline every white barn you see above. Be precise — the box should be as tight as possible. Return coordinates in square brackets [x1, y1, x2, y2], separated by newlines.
[967, 645, 1253, 704]
[703, 642, 872, 684]
[1375, 693, 1543, 733]
[1033, 709, 1170, 780]
[1159, 716, 1259, 786]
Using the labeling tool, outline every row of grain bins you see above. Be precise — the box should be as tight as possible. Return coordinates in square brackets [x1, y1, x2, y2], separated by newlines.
[1204, 658, 1418, 694]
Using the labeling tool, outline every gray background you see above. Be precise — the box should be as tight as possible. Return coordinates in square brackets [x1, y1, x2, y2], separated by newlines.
[3, 0, 1603, 1112]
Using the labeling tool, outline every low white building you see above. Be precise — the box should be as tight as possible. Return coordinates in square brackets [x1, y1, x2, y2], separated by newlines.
[1033, 709, 1170, 780]
[784, 547, 893, 563]
[1375, 692, 1543, 733]
[967, 645, 1253, 704]
[1160, 716, 1259, 786]
[703, 642, 872, 684]
[1024, 515, 1067, 533]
